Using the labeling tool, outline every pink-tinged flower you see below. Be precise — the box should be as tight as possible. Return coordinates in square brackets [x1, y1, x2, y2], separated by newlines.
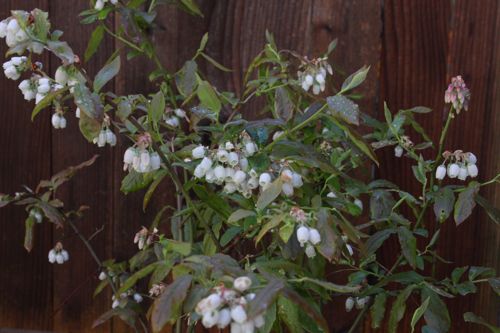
[444, 76, 470, 113]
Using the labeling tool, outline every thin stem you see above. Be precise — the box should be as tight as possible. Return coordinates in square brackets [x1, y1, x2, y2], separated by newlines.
[347, 304, 370, 333]
[103, 25, 143, 53]
[128, 117, 220, 251]
[66, 217, 118, 295]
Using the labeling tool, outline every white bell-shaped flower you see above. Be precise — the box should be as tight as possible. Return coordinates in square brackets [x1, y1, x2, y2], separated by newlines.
[217, 308, 231, 329]
[345, 297, 355, 312]
[192, 145, 206, 159]
[435, 165, 446, 180]
[467, 163, 478, 178]
[230, 305, 247, 324]
[233, 276, 252, 292]
[296, 226, 310, 245]
[281, 182, 294, 197]
[259, 173, 271, 187]
[447, 163, 460, 178]
[458, 165, 468, 181]
[305, 244, 316, 258]
[309, 228, 321, 245]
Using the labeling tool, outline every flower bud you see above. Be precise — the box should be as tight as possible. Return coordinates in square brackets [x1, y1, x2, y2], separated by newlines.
[458, 165, 468, 181]
[305, 74, 314, 86]
[281, 182, 294, 197]
[239, 157, 249, 171]
[133, 293, 143, 303]
[217, 308, 231, 329]
[112, 299, 120, 309]
[228, 152, 239, 166]
[97, 130, 106, 147]
[291, 173, 303, 188]
[55, 66, 68, 85]
[259, 173, 271, 187]
[447, 163, 460, 178]
[466, 152, 477, 164]
[435, 165, 446, 180]
[467, 163, 478, 178]
[231, 305, 247, 324]
[225, 141, 234, 150]
[224, 182, 237, 194]
[51, 113, 61, 129]
[296, 226, 310, 245]
[312, 84, 321, 95]
[309, 228, 321, 245]
[48, 249, 56, 263]
[280, 169, 293, 182]
[232, 170, 246, 184]
[192, 145, 206, 159]
[174, 108, 186, 118]
[123, 147, 136, 164]
[95, 0, 105, 10]
[244, 142, 257, 156]
[254, 314, 265, 328]
[327, 191, 337, 198]
[150, 152, 161, 170]
[75, 107, 81, 118]
[194, 165, 206, 178]
[99, 271, 107, 281]
[394, 145, 403, 157]
[233, 276, 252, 292]
[199, 157, 213, 171]
[355, 296, 369, 309]
[354, 198, 363, 211]
[315, 73, 325, 84]
[216, 149, 229, 163]
[345, 297, 355, 312]
[305, 244, 316, 258]
[214, 165, 226, 181]
[247, 177, 259, 189]
[105, 129, 115, 145]
[165, 116, 179, 127]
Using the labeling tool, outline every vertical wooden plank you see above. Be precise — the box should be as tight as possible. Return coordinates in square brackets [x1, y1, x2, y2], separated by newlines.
[377, 0, 499, 332]
[49, 1, 114, 332]
[0, 1, 53, 331]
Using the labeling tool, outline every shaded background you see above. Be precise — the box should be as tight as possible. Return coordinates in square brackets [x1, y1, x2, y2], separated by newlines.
[0, 0, 498, 332]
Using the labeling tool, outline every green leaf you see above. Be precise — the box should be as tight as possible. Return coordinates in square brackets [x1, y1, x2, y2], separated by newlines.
[433, 187, 455, 222]
[468, 266, 496, 281]
[93, 55, 120, 92]
[149, 91, 165, 123]
[179, 0, 203, 16]
[370, 189, 395, 220]
[488, 277, 500, 296]
[371, 292, 388, 329]
[84, 25, 104, 62]
[454, 181, 480, 225]
[47, 40, 75, 64]
[255, 214, 283, 244]
[475, 195, 500, 225]
[274, 87, 293, 121]
[197, 80, 221, 113]
[463, 312, 500, 333]
[176, 60, 198, 97]
[192, 184, 231, 218]
[220, 226, 242, 246]
[247, 278, 285, 318]
[340, 65, 370, 94]
[421, 287, 451, 333]
[327, 94, 360, 125]
[279, 223, 294, 243]
[397, 226, 417, 268]
[256, 179, 283, 210]
[411, 297, 430, 332]
[200, 52, 231, 72]
[299, 277, 361, 293]
[143, 169, 167, 211]
[365, 229, 396, 256]
[277, 295, 304, 333]
[151, 275, 192, 332]
[316, 209, 339, 261]
[227, 209, 255, 224]
[282, 287, 330, 333]
[118, 262, 158, 295]
[78, 110, 101, 142]
[73, 83, 103, 120]
[31, 87, 68, 120]
[166, 240, 192, 256]
[326, 38, 338, 55]
[388, 285, 416, 333]
[121, 170, 155, 194]
[24, 216, 35, 252]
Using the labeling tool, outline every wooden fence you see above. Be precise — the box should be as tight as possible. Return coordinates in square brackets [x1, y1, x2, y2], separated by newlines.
[0, 0, 498, 332]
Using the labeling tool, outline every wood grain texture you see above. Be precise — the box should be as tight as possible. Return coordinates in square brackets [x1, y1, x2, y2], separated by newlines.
[0, 0, 498, 332]
[0, 1, 53, 331]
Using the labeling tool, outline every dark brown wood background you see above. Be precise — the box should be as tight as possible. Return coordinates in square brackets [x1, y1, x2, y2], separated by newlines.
[0, 1, 498, 332]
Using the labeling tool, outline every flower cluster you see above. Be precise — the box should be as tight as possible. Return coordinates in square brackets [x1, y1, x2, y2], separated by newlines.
[291, 207, 321, 258]
[3, 56, 28, 80]
[164, 108, 187, 127]
[133, 226, 158, 250]
[435, 151, 478, 181]
[344, 296, 370, 312]
[191, 133, 303, 198]
[93, 116, 117, 147]
[111, 290, 143, 309]
[51, 112, 67, 129]
[394, 136, 414, 158]
[149, 283, 166, 297]
[48, 242, 69, 264]
[0, 14, 44, 54]
[123, 134, 162, 173]
[195, 276, 264, 332]
[444, 75, 470, 113]
[95, 0, 118, 11]
[297, 56, 333, 95]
